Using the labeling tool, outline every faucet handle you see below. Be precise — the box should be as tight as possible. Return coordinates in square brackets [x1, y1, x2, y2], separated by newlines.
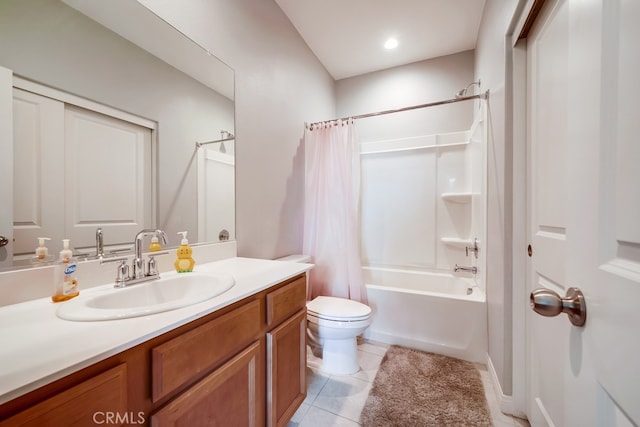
[115, 259, 130, 283]
[100, 256, 131, 286]
[466, 238, 480, 259]
[148, 256, 159, 276]
[147, 251, 168, 276]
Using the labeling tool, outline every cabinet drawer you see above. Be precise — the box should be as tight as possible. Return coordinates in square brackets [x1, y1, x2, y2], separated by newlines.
[152, 299, 262, 402]
[151, 341, 263, 427]
[1, 364, 127, 427]
[266, 275, 306, 327]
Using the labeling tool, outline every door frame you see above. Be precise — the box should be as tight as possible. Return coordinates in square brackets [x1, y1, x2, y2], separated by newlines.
[0, 66, 13, 268]
[508, 0, 549, 419]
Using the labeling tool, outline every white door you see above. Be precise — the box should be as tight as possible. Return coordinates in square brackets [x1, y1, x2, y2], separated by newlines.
[526, 0, 640, 426]
[0, 66, 12, 267]
[64, 105, 153, 250]
[12, 88, 65, 256]
[197, 146, 235, 243]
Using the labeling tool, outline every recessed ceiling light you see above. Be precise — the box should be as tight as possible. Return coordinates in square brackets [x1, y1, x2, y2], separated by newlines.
[384, 38, 398, 50]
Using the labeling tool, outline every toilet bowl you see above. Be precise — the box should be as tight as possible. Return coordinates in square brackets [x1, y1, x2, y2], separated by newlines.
[275, 254, 373, 375]
[306, 296, 372, 375]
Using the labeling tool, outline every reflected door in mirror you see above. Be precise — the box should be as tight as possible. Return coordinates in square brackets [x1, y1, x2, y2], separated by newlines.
[13, 88, 153, 258]
[198, 147, 235, 243]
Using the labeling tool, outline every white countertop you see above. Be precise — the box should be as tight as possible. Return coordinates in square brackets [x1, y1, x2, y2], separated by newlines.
[0, 257, 312, 405]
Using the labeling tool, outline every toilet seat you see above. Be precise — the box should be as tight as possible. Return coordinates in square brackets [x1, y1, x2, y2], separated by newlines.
[306, 314, 371, 330]
[306, 296, 371, 322]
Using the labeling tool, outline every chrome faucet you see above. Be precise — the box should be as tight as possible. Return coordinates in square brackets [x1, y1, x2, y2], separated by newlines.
[95, 227, 104, 259]
[133, 229, 168, 279]
[465, 237, 479, 259]
[101, 229, 168, 287]
[454, 264, 478, 274]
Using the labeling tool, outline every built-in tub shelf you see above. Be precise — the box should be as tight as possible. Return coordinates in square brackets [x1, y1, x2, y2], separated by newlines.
[441, 237, 473, 249]
[441, 192, 476, 203]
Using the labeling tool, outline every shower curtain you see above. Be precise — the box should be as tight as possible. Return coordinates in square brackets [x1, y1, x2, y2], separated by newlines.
[303, 119, 367, 304]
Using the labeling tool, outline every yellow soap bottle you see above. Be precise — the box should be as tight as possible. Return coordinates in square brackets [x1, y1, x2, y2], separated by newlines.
[174, 231, 195, 273]
[148, 233, 162, 252]
[52, 239, 80, 302]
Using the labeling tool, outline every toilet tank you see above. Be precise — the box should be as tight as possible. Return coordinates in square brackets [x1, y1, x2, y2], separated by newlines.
[275, 254, 312, 263]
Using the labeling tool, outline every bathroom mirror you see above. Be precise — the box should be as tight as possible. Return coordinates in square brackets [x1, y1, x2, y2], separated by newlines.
[0, 0, 235, 270]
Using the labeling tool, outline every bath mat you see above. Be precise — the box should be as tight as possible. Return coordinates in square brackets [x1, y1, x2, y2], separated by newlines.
[360, 345, 492, 426]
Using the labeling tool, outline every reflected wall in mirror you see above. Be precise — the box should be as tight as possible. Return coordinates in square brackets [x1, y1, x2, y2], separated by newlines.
[0, 0, 235, 270]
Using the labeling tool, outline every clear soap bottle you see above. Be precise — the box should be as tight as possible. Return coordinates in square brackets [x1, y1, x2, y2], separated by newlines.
[52, 239, 80, 302]
[31, 237, 54, 264]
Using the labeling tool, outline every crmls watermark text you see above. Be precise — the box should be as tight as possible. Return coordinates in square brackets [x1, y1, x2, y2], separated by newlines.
[93, 411, 145, 425]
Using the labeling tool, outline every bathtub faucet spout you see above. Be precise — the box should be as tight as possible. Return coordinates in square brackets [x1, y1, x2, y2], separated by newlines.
[454, 264, 477, 274]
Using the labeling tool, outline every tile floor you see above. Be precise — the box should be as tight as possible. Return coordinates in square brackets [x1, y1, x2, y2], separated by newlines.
[288, 340, 530, 427]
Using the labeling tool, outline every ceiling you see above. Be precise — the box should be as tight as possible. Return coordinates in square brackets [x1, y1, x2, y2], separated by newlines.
[275, 0, 487, 80]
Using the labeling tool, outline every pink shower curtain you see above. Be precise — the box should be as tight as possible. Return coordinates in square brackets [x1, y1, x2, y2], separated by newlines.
[303, 119, 367, 304]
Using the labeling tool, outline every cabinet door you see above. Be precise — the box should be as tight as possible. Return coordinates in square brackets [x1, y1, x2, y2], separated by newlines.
[151, 341, 263, 427]
[0, 364, 127, 427]
[266, 309, 306, 427]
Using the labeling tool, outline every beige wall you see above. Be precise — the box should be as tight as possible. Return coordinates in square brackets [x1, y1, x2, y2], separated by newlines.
[336, 50, 475, 120]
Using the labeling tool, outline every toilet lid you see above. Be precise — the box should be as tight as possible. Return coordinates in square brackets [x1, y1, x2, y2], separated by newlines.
[306, 296, 371, 321]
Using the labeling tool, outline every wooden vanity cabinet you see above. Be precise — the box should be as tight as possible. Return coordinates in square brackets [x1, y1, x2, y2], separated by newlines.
[0, 273, 307, 427]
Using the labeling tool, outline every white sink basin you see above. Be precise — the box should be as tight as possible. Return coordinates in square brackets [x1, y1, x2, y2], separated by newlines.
[56, 272, 235, 321]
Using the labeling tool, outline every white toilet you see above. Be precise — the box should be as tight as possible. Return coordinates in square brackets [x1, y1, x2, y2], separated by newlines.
[276, 254, 372, 375]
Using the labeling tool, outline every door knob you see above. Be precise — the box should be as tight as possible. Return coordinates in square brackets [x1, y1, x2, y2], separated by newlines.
[530, 287, 587, 327]
[0, 235, 8, 247]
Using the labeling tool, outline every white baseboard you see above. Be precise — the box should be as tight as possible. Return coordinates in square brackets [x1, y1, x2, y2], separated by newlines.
[486, 354, 518, 417]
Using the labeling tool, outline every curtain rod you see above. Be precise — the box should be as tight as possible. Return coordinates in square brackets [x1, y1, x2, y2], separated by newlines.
[305, 90, 489, 130]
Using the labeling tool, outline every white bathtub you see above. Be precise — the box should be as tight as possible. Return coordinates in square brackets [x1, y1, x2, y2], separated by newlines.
[362, 267, 487, 363]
